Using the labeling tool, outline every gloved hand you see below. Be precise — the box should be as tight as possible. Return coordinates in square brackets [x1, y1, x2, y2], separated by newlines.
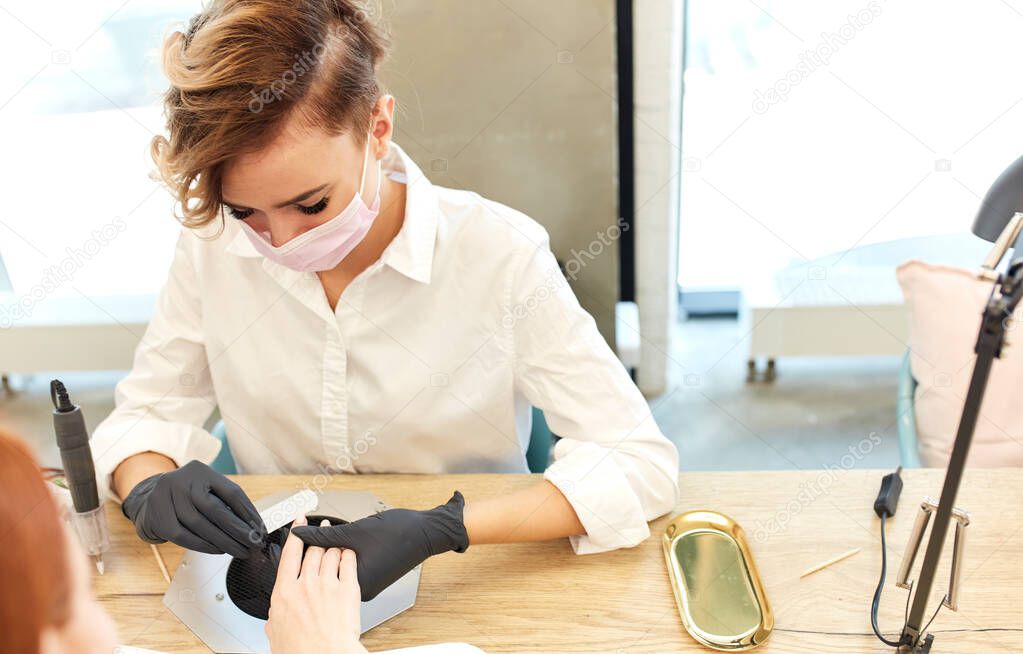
[290, 491, 469, 601]
[121, 459, 267, 558]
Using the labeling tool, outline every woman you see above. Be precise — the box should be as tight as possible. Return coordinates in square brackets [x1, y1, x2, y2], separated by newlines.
[92, 0, 678, 596]
[0, 429, 367, 654]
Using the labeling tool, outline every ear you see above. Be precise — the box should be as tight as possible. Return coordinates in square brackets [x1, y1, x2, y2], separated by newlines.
[371, 95, 396, 156]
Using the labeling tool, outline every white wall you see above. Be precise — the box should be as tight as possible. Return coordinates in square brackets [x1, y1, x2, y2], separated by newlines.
[381, 0, 621, 343]
[633, 0, 683, 394]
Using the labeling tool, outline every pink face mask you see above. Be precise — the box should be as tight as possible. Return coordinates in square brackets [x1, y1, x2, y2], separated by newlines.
[238, 136, 382, 273]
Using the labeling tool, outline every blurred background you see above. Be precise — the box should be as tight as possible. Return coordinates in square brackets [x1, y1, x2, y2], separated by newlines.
[2, 0, 1022, 473]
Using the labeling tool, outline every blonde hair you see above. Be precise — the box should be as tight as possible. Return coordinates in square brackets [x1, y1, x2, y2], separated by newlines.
[151, 0, 390, 229]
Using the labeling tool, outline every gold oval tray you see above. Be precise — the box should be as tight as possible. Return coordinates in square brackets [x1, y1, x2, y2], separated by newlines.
[662, 510, 773, 651]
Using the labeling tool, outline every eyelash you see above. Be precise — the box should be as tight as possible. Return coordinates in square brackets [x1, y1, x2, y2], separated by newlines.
[225, 197, 329, 220]
[298, 197, 329, 215]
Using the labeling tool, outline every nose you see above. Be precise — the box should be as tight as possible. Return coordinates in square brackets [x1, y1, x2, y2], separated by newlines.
[263, 213, 309, 247]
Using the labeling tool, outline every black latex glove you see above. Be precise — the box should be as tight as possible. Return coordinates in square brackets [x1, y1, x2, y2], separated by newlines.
[121, 459, 267, 558]
[291, 491, 469, 601]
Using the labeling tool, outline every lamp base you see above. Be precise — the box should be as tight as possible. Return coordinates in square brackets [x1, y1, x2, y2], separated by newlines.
[897, 634, 934, 653]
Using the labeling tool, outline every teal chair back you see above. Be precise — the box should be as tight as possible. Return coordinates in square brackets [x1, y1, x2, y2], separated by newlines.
[897, 350, 923, 468]
[209, 420, 238, 475]
[526, 407, 554, 473]
[209, 408, 554, 475]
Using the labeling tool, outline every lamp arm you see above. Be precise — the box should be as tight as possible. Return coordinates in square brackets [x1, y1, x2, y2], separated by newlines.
[980, 212, 1023, 279]
[900, 264, 1023, 650]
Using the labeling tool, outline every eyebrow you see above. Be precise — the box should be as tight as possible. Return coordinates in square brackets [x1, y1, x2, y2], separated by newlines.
[223, 183, 330, 210]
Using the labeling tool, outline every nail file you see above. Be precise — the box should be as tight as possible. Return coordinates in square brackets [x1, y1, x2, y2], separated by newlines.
[259, 489, 319, 533]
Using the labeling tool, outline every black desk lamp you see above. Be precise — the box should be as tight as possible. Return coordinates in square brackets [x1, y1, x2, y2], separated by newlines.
[894, 156, 1023, 652]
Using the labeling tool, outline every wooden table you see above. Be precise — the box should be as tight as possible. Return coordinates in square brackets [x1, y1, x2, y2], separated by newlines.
[96, 470, 1023, 653]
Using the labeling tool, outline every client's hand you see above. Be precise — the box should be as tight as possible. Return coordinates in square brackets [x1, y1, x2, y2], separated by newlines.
[121, 460, 266, 558]
[266, 515, 367, 654]
[291, 492, 469, 601]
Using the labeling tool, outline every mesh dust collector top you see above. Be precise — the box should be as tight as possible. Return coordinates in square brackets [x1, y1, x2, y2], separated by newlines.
[226, 515, 346, 620]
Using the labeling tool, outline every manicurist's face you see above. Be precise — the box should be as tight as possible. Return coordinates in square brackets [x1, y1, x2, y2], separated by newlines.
[221, 97, 394, 247]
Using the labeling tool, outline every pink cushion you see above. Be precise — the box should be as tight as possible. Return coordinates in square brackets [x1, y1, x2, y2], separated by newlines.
[897, 260, 1023, 467]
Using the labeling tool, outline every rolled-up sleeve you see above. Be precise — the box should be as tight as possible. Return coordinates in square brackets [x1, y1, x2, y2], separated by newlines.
[90, 231, 221, 501]
[510, 238, 679, 554]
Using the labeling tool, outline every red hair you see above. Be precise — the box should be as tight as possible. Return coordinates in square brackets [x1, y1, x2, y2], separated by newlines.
[0, 429, 71, 654]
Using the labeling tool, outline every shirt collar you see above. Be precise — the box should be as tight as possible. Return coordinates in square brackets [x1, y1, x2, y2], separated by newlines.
[379, 142, 437, 284]
[225, 141, 438, 284]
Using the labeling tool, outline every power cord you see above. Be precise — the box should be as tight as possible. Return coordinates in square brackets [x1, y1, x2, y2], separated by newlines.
[873, 512, 903, 647]
[872, 467, 905, 649]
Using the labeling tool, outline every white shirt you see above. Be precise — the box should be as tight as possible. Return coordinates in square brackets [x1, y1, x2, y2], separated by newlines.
[91, 143, 679, 554]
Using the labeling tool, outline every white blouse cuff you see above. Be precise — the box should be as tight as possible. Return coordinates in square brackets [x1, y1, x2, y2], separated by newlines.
[92, 420, 222, 503]
[544, 440, 652, 554]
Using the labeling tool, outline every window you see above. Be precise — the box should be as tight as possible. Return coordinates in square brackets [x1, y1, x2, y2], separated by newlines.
[678, 1, 1023, 294]
[0, 1, 198, 302]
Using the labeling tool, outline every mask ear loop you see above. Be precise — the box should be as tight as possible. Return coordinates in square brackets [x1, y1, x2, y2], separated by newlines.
[357, 134, 372, 198]
[357, 133, 383, 207]
[358, 137, 370, 196]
